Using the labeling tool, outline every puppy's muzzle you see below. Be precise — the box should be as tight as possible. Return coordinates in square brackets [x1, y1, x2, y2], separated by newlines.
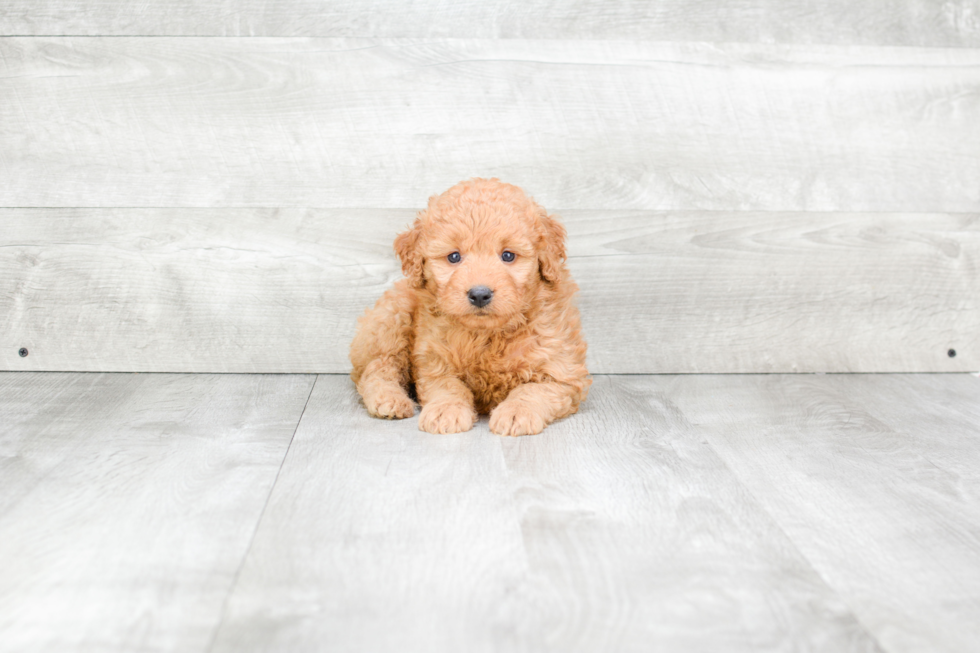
[467, 286, 493, 308]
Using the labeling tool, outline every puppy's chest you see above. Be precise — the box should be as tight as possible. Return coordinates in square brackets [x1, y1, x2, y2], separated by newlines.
[453, 333, 541, 409]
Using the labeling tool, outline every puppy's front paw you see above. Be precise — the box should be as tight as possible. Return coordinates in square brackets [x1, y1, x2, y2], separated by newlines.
[418, 401, 475, 434]
[490, 401, 547, 437]
[364, 387, 416, 419]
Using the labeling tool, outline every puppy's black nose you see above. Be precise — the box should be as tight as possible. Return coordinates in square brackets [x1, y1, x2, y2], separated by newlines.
[467, 286, 493, 308]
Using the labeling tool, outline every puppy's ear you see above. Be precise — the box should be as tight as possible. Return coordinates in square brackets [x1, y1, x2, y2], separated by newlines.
[537, 211, 567, 283]
[393, 215, 425, 288]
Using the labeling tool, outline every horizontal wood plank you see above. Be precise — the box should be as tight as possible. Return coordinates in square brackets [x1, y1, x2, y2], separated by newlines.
[666, 373, 980, 652]
[569, 210, 980, 373]
[210, 374, 880, 652]
[2, 38, 979, 211]
[1, 208, 976, 373]
[3, 0, 980, 46]
[0, 372, 314, 652]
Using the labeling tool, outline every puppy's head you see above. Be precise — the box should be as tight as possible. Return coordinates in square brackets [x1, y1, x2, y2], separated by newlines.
[394, 178, 567, 328]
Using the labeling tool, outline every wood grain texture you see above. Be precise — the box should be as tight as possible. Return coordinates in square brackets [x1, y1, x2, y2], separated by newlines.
[2, 372, 977, 651]
[569, 210, 980, 373]
[3, 0, 980, 45]
[666, 373, 980, 653]
[211, 374, 882, 652]
[2, 208, 976, 374]
[496, 375, 883, 652]
[2, 38, 979, 211]
[208, 374, 531, 652]
[0, 208, 409, 374]
[0, 372, 314, 653]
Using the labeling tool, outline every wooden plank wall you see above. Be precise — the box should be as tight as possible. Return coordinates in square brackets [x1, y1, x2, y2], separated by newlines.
[5, 1, 980, 45]
[1, 3, 978, 373]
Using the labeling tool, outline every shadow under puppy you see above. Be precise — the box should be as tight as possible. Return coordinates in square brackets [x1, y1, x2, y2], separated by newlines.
[350, 178, 590, 436]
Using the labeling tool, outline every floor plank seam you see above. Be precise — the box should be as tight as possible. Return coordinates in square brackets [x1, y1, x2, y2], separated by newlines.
[203, 374, 319, 653]
[692, 427, 892, 652]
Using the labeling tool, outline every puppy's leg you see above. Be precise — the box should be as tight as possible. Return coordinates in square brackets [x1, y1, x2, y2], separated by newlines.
[350, 280, 416, 419]
[356, 358, 416, 419]
[416, 375, 477, 434]
[490, 382, 579, 436]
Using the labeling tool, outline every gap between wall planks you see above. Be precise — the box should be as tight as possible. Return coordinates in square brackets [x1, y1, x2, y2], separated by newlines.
[1, 38, 979, 211]
[2, 0, 980, 46]
[2, 208, 976, 374]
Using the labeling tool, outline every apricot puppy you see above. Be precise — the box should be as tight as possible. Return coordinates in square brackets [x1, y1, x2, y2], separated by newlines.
[350, 178, 590, 436]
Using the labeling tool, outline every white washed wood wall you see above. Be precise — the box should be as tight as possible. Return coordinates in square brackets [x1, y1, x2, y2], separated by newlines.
[1, 2, 978, 373]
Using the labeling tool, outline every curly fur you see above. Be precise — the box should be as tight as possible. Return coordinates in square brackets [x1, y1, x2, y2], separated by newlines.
[350, 178, 590, 436]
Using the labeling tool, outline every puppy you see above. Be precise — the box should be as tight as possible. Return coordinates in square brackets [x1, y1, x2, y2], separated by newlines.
[350, 178, 590, 436]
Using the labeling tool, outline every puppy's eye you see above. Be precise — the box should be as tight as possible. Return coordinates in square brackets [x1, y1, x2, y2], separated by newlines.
[447, 251, 461, 264]
[501, 250, 516, 263]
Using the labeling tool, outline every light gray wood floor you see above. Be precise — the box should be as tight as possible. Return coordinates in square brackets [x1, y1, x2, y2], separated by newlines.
[1, 372, 978, 652]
